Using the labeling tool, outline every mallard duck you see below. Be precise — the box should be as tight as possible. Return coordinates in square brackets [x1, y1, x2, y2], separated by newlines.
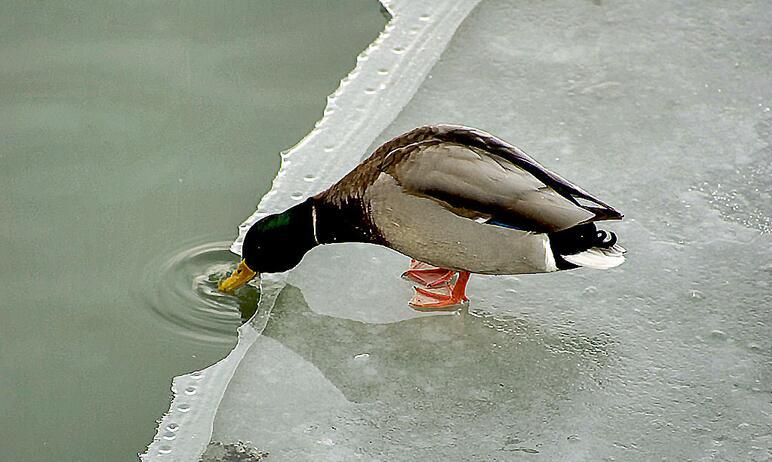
[219, 125, 625, 309]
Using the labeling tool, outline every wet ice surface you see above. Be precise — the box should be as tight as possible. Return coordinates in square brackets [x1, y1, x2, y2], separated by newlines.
[211, 0, 770, 460]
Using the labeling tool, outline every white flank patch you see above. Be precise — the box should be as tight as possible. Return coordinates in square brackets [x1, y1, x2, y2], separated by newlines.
[563, 244, 626, 269]
[543, 236, 558, 272]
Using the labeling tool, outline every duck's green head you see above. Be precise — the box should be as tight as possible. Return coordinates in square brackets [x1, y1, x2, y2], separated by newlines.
[218, 200, 317, 293]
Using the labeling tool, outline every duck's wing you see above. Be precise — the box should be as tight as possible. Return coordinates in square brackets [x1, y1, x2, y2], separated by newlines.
[381, 125, 623, 234]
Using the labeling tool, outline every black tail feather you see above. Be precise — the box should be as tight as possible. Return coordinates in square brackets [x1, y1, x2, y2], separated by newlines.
[549, 223, 619, 270]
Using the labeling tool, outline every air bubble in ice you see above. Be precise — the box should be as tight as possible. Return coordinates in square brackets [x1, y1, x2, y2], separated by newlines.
[709, 330, 728, 341]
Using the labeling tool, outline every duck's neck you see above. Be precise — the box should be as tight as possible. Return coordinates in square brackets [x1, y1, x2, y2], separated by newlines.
[248, 196, 379, 270]
[272, 198, 320, 249]
[312, 196, 383, 245]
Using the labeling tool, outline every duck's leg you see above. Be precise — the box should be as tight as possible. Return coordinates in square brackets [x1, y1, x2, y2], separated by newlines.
[409, 271, 470, 310]
[402, 259, 456, 288]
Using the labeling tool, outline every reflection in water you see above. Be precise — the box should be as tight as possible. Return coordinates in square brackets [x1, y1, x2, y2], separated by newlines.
[217, 282, 613, 458]
[266, 284, 611, 404]
[136, 242, 259, 345]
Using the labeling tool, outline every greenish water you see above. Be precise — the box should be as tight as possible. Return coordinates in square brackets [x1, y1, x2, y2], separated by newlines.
[0, 2, 385, 460]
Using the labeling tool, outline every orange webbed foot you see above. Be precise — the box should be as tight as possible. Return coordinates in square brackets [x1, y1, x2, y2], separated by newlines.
[408, 271, 471, 311]
[402, 259, 456, 288]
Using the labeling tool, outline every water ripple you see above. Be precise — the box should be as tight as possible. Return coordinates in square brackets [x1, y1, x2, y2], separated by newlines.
[135, 241, 259, 345]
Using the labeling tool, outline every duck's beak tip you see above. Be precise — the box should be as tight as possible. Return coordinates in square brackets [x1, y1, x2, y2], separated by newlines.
[218, 259, 257, 293]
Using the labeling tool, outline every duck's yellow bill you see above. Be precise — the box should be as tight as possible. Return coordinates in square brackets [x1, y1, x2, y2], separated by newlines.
[218, 259, 257, 293]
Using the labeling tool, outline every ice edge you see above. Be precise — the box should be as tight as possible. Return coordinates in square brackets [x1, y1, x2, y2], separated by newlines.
[141, 1, 480, 460]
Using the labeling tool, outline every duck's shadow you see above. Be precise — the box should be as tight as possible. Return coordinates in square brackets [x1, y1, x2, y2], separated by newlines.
[257, 284, 612, 405]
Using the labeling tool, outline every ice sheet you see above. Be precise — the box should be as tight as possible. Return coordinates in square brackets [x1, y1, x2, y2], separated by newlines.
[209, 0, 771, 460]
[142, 1, 480, 460]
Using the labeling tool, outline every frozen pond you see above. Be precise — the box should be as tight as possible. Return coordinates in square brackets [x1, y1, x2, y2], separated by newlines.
[187, 0, 770, 460]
